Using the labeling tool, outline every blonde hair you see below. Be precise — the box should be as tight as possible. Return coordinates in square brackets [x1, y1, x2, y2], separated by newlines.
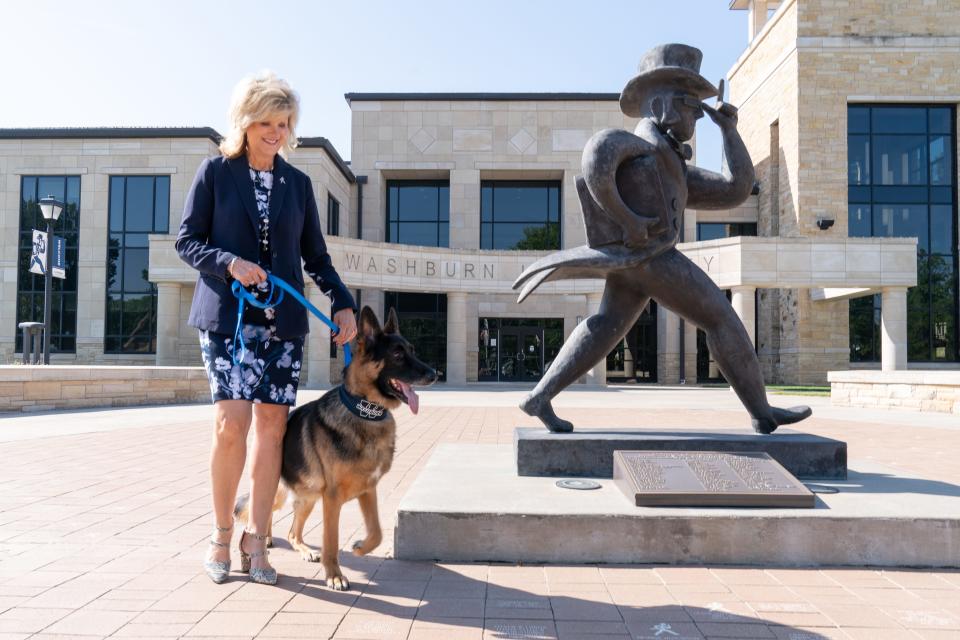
[219, 71, 300, 158]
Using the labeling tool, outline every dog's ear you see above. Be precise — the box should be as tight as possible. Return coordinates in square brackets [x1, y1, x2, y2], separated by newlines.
[357, 306, 381, 352]
[383, 307, 400, 335]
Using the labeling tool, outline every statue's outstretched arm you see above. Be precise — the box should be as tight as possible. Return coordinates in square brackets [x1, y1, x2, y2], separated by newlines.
[687, 103, 755, 210]
[582, 129, 661, 248]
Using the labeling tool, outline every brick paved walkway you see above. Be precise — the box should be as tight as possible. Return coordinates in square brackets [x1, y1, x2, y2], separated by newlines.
[0, 386, 958, 639]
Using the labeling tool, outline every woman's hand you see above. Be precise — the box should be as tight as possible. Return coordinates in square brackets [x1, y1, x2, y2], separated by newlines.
[333, 308, 358, 346]
[228, 258, 267, 287]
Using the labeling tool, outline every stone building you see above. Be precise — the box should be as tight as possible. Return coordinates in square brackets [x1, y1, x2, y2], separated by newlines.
[0, 0, 953, 386]
[731, 0, 959, 382]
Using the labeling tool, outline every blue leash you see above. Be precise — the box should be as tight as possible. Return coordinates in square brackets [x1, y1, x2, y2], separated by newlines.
[230, 274, 351, 367]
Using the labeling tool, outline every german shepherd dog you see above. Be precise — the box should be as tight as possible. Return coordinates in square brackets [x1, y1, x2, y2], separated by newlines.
[235, 306, 437, 589]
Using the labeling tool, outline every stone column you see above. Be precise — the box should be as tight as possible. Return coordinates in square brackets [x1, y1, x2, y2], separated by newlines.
[658, 308, 680, 383]
[305, 285, 332, 388]
[585, 291, 606, 386]
[155, 282, 181, 366]
[730, 286, 757, 348]
[446, 292, 467, 385]
[881, 286, 908, 372]
[449, 170, 480, 249]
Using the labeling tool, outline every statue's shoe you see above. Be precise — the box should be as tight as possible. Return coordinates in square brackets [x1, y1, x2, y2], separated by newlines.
[751, 405, 812, 434]
[520, 393, 574, 433]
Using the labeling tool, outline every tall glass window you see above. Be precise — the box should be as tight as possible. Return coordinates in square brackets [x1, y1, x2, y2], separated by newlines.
[384, 292, 447, 381]
[480, 181, 561, 250]
[327, 195, 340, 236]
[106, 175, 170, 354]
[848, 105, 958, 362]
[696, 222, 758, 241]
[16, 176, 81, 354]
[386, 181, 449, 247]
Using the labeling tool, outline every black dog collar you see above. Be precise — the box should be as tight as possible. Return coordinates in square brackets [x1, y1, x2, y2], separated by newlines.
[338, 385, 388, 421]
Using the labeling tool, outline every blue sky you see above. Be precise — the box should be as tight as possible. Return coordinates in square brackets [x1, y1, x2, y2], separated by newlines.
[2, 1, 752, 171]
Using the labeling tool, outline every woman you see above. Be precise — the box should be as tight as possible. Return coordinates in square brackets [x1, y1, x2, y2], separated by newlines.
[176, 72, 357, 585]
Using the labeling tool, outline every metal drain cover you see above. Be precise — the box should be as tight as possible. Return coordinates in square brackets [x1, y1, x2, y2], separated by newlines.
[556, 479, 602, 490]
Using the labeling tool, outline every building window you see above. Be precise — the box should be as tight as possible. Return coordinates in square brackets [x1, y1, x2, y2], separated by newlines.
[848, 105, 958, 362]
[384, 292, 447, 381]
[327, 195, 340, 236]
[16, 176, 81, 354]
[696, 222, 758, 241]
[386, 181, 449, 247]
[105, 175, 170, 354]
[480, 181, 561, 250]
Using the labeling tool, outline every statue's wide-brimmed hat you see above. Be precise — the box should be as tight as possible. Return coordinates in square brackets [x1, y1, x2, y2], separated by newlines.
[620, 43, 719, 117]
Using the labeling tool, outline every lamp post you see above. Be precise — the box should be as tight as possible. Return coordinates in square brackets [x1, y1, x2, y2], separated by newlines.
[38, 196, 64, 365]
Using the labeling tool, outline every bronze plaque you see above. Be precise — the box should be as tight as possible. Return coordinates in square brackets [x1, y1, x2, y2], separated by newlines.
[613, 450, 815, 508]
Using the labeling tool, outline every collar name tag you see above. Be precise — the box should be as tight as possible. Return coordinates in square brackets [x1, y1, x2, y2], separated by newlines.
[338, 385, 387, 421]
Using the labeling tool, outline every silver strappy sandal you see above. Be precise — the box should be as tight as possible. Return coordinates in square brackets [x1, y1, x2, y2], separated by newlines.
[239, 528, 277, 585]
[203, 522, 233, 584]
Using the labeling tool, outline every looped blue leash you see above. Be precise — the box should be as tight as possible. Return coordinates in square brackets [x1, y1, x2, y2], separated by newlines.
[230, 273, 351, 367]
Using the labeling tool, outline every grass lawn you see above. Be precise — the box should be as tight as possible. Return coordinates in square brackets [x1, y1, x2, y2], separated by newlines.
[766, 384, 831, 397]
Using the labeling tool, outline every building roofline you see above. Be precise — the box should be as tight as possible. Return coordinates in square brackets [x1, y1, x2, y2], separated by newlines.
[297, 137, 356, 183]
[345, 92, 620, 103]
[0, 127, 223, 142]
[0, 127, 355, 184]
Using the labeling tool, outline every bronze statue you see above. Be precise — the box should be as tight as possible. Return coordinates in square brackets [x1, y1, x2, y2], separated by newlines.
[514, 44, 811, 434]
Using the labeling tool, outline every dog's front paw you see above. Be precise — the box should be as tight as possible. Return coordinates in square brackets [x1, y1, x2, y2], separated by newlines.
[326, 572, 350, 591]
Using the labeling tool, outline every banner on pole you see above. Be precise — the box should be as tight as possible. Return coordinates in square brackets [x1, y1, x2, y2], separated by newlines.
[52, 236, 66, 279]
[29, 230, 46, 276]
[28, 230, 66, 279]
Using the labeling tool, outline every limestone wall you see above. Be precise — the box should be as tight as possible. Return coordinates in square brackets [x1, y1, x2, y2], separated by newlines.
[797, 0, 960, 38]
[0, 365, 209, 413]
[288, 146, 355, 239]
[830, 370, 960, 414]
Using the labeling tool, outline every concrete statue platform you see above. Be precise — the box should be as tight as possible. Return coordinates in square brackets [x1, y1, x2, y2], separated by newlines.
[515, 427, 847, 479]
[396, 443, 960, 567]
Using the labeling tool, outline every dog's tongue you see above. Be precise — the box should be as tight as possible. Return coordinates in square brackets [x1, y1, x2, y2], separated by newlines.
[398, 381, 419, 414]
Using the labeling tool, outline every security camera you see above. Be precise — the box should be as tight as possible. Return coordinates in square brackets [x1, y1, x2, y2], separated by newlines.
[816, 218, 835, 230]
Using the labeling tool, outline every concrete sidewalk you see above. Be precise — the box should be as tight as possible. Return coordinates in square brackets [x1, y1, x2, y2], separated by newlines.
[0, 386, 958, 639]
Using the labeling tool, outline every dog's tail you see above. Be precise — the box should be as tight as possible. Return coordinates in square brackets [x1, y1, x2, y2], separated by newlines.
[233, 484, 288, 527]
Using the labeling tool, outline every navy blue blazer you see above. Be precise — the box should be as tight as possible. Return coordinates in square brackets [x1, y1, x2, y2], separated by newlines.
[176, 154, 355, 339]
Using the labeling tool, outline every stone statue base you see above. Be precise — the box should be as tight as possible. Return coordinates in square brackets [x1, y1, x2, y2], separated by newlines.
[514, 427, 847, 480]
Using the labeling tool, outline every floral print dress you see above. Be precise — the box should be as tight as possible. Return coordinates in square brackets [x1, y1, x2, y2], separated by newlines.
[198, 167, 304, 406]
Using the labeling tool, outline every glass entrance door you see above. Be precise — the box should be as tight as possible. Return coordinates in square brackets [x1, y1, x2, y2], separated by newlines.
[499, 327, 543, 382]
[606, 301, 657, 382]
